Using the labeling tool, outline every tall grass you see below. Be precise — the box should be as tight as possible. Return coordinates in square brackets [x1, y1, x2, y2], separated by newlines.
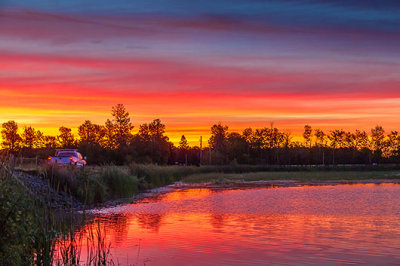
[42, 163, 139, 205]
[53, 219, 115, 265]
[1, 161, 118, 264]
[0, 162, 62, 264]
[0, 168, 39, 264]
[99, 165, 138, 198]
[129, 164, 195, 188]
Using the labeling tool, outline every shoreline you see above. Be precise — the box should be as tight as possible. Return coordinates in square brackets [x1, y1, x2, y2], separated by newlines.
[88, 178, 400, 212]
[171, 178, 400, 190]
[16, 169, 400, 212]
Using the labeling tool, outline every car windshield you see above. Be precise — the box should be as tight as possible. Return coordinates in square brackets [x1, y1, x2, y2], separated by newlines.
[57, 152, 76, 157]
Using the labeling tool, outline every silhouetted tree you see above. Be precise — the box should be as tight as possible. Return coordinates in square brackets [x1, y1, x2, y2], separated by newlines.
[226, 132, 248, 163]
[179, 135, 189, 150]
[21, 126, 37, 149]
[382, 131, 398, 158]
[209, 123, 229, 164]
[110, 104, 134, 149]
[58, 126, 75, 148]
[303, 125, 313, 148]
[44, 136, 58, 149]
[78, 120, 105, 144]
[5, 103, 400, 166]
[104, 119, 115, 149]
[354, 130, 369, 150]
[314, 129, 326, 147]
[1, 120, 21, 152]
[35, 131, 45, 149]
[371, 125, 385, 162]
[328, 129, 346, 164]
[133, 119, 170, 164]
[178, 135, 189, 165]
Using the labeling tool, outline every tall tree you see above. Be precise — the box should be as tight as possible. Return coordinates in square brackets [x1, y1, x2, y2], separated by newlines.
[328, 129, 346, 164]
[178, 135, 189, 165]
[344, 131, 356, 149]
[78, 120, 105, 144]
[371, 125, 385, 152]
[328, 129, 346, 149]
[226, 132, 247, 163]
[371, 125, 385, 162]
[383, 131, 400, 158]
[44, 136, 58, 149]
[58, 126, 75, 148]
[303, 125, 313, 148]
[315, 129, 326, 147]
[354, 130, 369, 150]
[1, 120, 21, 152]
[208, 123, 228, 153]
[110, 104, 134, 148]
[179, 135, 189, 150]
[35, 131, 45, 149]
[104, 119, 115, 149]
[21, 126, 37, 149]
[148, 119, 166, 139]
[135, 119, 170, 164]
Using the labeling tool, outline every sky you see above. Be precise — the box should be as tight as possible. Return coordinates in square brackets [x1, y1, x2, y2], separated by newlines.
[1, 0, 400, 144]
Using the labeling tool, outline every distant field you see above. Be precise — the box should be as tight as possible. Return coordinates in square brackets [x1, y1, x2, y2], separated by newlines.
[181, 170, 400, 184]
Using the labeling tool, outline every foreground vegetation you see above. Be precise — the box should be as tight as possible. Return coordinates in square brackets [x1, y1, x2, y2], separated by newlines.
[3, 160, 400, 263]
[0, 163, 120, 264]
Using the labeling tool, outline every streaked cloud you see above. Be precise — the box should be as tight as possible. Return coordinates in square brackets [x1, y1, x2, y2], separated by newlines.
[1, 1, 400, 143]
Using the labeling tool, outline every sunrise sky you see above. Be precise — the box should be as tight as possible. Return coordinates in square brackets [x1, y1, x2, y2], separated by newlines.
[1, 1, 400, 144]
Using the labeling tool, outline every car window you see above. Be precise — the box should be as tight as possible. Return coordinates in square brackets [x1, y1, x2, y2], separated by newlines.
[57, 152, 77, 157]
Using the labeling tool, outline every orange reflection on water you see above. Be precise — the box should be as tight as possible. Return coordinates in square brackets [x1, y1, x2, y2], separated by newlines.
[57, 184, 400, 265]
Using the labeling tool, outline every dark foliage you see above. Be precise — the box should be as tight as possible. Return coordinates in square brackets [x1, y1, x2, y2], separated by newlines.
[2, 105, 400, 166]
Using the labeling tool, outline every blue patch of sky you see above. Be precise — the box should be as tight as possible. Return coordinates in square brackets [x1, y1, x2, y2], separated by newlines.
[3, 0, 399, 32]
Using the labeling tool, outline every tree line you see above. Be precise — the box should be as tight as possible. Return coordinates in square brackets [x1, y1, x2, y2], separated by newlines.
[1, 104, 400, 165]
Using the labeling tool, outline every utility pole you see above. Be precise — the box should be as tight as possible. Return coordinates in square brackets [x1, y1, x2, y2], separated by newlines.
[199, 136, 203, 165]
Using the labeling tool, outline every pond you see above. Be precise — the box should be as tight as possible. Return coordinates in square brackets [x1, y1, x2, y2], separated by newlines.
[55, 183, 400, 265]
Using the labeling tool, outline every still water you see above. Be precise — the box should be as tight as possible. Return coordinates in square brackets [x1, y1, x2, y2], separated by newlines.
[62, 184, 400, 265]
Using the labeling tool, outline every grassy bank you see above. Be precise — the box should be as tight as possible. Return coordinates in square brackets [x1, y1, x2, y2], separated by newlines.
[40, 164, 139, 205]
[39, 164, 400, 205]
[128, 164, 400, 185]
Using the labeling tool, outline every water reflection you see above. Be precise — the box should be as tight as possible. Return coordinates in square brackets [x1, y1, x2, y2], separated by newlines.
[67, 184, 400, 265]
[136, 213, 164, 232]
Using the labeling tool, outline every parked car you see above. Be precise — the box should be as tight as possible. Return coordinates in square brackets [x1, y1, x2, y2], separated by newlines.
[47, 149, 87, 167]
